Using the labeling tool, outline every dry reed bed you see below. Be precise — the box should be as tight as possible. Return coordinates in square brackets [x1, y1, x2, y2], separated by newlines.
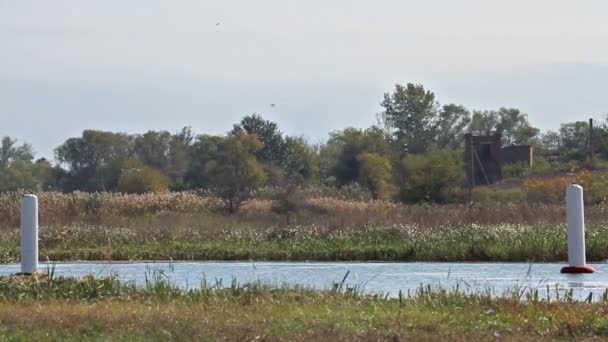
[2, 192, 608, 229]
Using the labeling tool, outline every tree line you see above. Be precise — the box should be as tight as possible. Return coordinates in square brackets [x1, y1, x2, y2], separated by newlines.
[1, 83, 606, 210]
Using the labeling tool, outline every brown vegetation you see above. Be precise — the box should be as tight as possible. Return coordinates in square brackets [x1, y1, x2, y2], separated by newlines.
[2, 191, 608, 231]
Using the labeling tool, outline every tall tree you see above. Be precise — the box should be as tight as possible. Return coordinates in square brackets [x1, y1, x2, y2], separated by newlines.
[231, 114, 286, 163]
[281, 136, 319, 185]
[468, 108, 539, 145]
[558, 121, 589, 161]
[204, 132, 267, 213]
[0, 137, 52, 192]
[468, 110, 500, 136]
[167, 127, 194, 190]
[433, 104, 471, 149]
[539, 130, 561, 154]
[134, 131, 172, 171]
[495, 108, 539, 145]
[323, 127, 393, 185]
[186, 134, 225, 188]
[55, 130, 134, 191]
[0, 136, 33, 168]
[380, 83, 438, 153]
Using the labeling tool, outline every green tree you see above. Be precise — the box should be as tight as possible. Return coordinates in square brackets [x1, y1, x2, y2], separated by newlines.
[281, 136, 320, 185]
[204, 132, 267, 213]
[186, 134, 225, 188]
[167, 127, 194, 190]
[231, 114, 286, 163]
[323, 127, 393, 185]
[0, 137, 51, 192]
[0, 159, 53, 192]
[468, 108, 539, 145]
[398, 150, 464, 203]
[496, 108, 540, 145]
[357, 152, 394, 200]
[540, 130, 561, 154]
[380, 83, 438, 153]
[433, 104, 471, 149]
[0, 136, 33, 167]
[55, 130, 134, 191]
[558, 121, 589, 161]
[468, 110, 499, 136]
[134, 131, 172, 171]
[133, 129, 193, 190]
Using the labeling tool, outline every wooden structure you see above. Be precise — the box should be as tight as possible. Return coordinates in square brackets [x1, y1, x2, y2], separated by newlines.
[464, 133, 534, 187]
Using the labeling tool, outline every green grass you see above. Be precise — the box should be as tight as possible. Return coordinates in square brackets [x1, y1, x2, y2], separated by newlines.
[1, 223, 608, 262]
[1, 275, 608, 340]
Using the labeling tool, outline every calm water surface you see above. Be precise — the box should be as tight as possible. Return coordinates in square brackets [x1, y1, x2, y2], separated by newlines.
[1, 262, 607, 300]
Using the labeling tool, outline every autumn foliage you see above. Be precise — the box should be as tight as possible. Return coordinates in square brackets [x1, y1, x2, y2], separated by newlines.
[523, 170, 608, 204]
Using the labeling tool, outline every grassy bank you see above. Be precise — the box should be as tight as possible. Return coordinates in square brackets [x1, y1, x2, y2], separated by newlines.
[1, 222, 608, 262]
[1, 275, 608, 340]
[2, 192, 608, 262]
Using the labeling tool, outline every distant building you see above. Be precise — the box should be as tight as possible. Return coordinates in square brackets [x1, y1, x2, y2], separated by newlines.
[464, 133, 534, 187]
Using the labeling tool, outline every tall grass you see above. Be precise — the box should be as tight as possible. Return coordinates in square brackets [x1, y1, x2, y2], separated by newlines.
[2, 191, 608, 262]
[0, 222, 607, 262]
[3, 191, 608, 230]
[2, 275, 608, 340]
[2, 273, 608, 304]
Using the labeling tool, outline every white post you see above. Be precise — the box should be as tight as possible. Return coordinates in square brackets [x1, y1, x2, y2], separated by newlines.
[20, 194, 39, 274]
[561, 185, 595, 273]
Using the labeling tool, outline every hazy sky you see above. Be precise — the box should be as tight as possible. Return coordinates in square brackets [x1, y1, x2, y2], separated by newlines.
[2, 0, 608, 159]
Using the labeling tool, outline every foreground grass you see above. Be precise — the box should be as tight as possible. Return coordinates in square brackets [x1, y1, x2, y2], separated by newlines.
[1, 275, 608, 341]
[1, 223, 608, 262]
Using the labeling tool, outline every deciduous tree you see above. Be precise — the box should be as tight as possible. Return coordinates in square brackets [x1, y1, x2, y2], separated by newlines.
[380, 83, 438, 153]
[204, 132, 267, 213]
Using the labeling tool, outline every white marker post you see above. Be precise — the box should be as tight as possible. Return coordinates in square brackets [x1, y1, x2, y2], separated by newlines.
[561, 185, 595, 274]
[20, 194, 39, 274]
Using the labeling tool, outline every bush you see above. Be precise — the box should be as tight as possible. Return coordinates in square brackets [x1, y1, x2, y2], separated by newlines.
[523, 170, 608, 204]
[503, 162, 531, 178]
[356, 153, 395, 200]
[503, 159, 552, 179]
[531, 158, 552, 175]
[398, 150, 464, 203]
[116, 166, 169, 194]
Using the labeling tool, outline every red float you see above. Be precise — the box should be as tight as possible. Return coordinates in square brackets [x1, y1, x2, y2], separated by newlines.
[560, 265, 596, 274]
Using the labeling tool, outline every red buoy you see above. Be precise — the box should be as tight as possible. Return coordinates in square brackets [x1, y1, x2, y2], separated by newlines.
[560, 265, 596, 274]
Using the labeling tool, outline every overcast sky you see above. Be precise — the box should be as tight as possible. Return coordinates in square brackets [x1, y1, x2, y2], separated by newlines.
[2, 0, 608, 159]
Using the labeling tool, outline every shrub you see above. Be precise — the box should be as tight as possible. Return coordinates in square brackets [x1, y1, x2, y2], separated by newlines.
[116, 166, 169, 194]
[398, 150, 464, 203]
[271, 185, 308, 224]
[503, 159, 552, 179]
[523, 175, 576, 204]
[531, 158, 552, 175]
[356, 152, 395, 200]
[523, 170, 608, 204]
[503, 161, 531, 178]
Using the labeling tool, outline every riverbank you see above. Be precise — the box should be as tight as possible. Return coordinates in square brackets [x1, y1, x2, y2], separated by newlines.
[0, 275, 607, 340]
[1, 223, 608, 262]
